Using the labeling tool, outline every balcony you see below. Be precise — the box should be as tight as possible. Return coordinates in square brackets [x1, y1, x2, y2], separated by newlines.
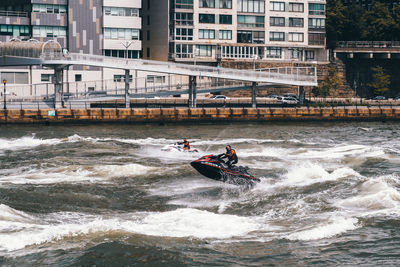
[0, 10, 28, 18]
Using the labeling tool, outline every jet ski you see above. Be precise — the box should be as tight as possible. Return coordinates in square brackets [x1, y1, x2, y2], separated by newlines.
[191, 154, 260, 186]
[161, 143, 199, 153]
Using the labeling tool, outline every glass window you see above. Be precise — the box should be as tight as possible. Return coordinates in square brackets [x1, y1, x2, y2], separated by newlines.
[288, 32, 304, 42]
[269, 32, 284, 41]
[289, 3, 304, 12]
[266, 47, 281, 58]
[289, 18, 303, 27]
[199, 14, 215, 23]
[309, 3, 325, 15]
[270, 1, 285, 11]
[238, 0, 265, 13]
[219, 14, 232, 24]
[219, 30, 232, 40]
[270, 17, 285, 26]
[237, 15, 264, 27]
[176, 0, 194, 9]
[199, 0, 215, 8]
[199, 29, 215, 39]
[196, 45, 212, 57]
[219, 0, 232, 8]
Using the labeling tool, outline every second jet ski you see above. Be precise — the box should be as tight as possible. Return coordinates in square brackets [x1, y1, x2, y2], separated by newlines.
[191, 154, 260, 186]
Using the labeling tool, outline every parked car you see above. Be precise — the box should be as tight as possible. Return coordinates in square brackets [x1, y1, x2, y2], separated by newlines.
[277, 96, 299, 105]
[265, 94, 281, 99]
[210, 95, 230, 100]
[372, 96, 386, 100]
[283, 93, 298, 100]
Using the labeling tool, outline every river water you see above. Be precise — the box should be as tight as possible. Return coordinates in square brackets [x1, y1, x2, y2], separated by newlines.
[0, 122, 399, 266]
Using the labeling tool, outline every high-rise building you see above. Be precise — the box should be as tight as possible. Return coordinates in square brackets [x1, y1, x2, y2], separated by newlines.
[0, 0, 142, 85]
[142, 0, 327, 64]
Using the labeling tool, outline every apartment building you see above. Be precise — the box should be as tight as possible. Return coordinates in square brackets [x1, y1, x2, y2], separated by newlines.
[0, 0, 142, 86]
[142, 0, 327, 64]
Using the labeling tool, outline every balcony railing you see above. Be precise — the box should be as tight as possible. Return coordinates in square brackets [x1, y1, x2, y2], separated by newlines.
[336, 41, 400, 48]
[0, 10, 29, 17]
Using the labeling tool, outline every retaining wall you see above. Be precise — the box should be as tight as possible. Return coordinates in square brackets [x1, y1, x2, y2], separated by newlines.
[0, 107, 399, 124]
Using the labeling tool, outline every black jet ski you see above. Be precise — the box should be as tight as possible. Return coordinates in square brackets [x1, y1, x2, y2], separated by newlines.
[191, 154, 260, 186]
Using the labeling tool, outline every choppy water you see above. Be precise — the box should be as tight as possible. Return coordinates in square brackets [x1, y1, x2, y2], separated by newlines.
[0, 122, 399, 266]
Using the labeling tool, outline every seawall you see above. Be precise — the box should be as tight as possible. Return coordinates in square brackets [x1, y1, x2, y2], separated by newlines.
[0, 107, 399, 124]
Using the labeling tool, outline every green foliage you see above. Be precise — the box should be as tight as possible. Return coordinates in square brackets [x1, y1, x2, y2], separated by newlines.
[361, 2, 395, 40]
[368, 66, 390, 96]
[315, 67, 342, 97]
[326, 0, 346, 48]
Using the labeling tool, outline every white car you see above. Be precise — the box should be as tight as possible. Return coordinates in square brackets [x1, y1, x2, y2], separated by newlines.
[277, 96, 299, 105]
[210, 95, 230, 100]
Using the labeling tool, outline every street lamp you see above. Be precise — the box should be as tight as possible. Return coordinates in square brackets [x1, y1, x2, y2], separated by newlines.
[121, 41, 133, 59]
[2, 79, 6, 110]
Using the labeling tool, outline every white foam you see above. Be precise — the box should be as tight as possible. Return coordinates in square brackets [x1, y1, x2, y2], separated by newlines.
[287, 216, 359, 241]
[337, 178, 400, 213]
[0, 208, 261, 252]
[0, 136, 61, 151]
[0, 204, 35, 223]
[283, 162, 360, 187]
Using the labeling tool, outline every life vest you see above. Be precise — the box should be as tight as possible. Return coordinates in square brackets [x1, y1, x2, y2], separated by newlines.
[183, 141, 190, 150]
[227, 149, 237, 161]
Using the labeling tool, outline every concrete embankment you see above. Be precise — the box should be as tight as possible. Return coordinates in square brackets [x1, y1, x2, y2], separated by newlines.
[0, 107, 399, 124]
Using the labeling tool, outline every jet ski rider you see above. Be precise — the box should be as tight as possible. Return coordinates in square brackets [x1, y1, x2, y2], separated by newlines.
[178, 139, 191, 151]
[220, 145, 238, 168]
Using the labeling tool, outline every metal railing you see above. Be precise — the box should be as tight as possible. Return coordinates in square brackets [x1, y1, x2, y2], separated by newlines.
[336, 41, 400, 48]
[0, 10, 29, 17]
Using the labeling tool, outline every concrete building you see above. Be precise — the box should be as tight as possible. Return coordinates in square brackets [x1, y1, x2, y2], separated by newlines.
[142, 0, 328, 64]
[0, 0, 143, 90]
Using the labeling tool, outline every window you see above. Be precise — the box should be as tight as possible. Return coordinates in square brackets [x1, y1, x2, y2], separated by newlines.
[309, 33, 325, 45]
[114, 74, 133, 82]
[147, 48, 150, 57]
[289, 48, 302, 59]
[199, 13, 215, 23]
[32, 4, 67, 14]
[266, 47, 282, 58]
[269, 32, 284, 41]
[176, 28, 193, 40]
[270, 17, 285, 26]
[0, 25, 30, 36]
[176, 43, 193, 58]
[270, 1, 285, 11]
[237, 15, 264, 27]
[237, 31, 264, 43]
[219, 0, 232, 8]
[0, 72, 28, 84]
[309, 18, 325, 29]
[219, 30, 232, 40]
[196, 45, 212, 57]
[75, 74, 82, 82]
[176, 0, 194, 9]
[309, 3, 325, 15]
[147, 75, 166, 83]
[104, 28, 140, 40]
[41, 74, 51, 82]
[199, 0, 215, 8]
[220, 46, 258, 59]
[104, 7, 139, 16]
[32, 26, 67, 38]
[104, 50, 139, 59]
[288, 32, 304, 42]
[219, 15, 232, 24]
[289, 18, 303, 27]
[199, 29, 215, 39]
[305, 50, 315, 60]
[175, 13, 193, 25]
[237, 0, 265, 13]
[289, 3, 304, 12]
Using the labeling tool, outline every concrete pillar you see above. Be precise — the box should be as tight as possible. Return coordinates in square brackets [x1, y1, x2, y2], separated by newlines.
[299, 86, 304, 105]
[53, 66, 63, 108]
[188, 75, 197, 107]
[125, 69, 130, 108]
[369, 53, 373, 59]
[252, 82, 257, 108]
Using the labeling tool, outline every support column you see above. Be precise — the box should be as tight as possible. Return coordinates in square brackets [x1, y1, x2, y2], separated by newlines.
[53, 66, 64, 108]
[252, 82, 257, 108]
[299, 86, 304, 105]
[125, 69, 130, 108]
[188, 75, 197, 107]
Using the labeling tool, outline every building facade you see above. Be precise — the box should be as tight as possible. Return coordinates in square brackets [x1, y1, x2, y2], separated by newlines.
[0, 0, 142, 86]
[142, 0, 328, 64]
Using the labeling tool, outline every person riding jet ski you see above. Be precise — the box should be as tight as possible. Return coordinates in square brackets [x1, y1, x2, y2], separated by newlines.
[178, 139, 191, 151]
[219, 145, 238, 168]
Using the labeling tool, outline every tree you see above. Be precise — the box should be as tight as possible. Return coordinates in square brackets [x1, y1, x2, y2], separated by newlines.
[392, 5, 400, 40]
[368, 66, 390, 96]
[314, 67, 342, 97]
[326, 0, 346, 48]
[342, 4, 365, 41]
[361, 2, 395, 40]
